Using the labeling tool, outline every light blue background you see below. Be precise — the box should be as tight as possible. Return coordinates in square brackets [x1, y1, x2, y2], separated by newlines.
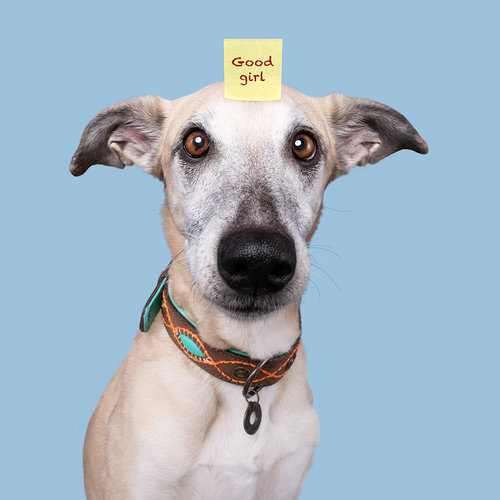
[1, 1, 498, 498]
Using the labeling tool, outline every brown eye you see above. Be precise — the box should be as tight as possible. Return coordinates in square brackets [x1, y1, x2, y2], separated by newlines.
[292, 133, 317, 161]
[183, 129, 209, 158]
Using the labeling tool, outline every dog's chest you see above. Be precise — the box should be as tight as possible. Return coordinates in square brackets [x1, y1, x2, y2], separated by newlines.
[181, 386, 318, 499]
[132, 379, 319, 500]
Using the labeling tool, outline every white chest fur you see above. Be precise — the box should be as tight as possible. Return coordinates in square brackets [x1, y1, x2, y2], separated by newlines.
[131, 382, 319, 500]
[190, 383, 319, 500]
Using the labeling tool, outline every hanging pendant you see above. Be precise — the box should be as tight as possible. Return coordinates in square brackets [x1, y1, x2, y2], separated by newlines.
[241, 359, 268, 435]
[244, 401, 262, 434]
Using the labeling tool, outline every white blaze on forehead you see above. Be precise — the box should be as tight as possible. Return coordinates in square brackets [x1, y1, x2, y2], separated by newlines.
[198, 96, 309, 152]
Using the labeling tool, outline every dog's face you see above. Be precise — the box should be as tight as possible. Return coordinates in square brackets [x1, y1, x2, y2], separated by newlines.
[70, 83, 427, 319]
[163, 86, 332, 317]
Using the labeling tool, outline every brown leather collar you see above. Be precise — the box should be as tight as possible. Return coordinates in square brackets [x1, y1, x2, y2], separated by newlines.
[140, 268, 300, 389]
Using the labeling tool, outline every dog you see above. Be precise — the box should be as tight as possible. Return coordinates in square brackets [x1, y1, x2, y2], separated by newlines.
[70, 82, 427, 499]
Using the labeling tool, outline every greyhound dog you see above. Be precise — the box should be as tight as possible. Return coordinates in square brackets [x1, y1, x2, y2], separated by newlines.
[70, 82, 427, 499]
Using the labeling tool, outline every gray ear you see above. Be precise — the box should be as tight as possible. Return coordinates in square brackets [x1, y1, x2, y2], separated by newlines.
[69, 95, 166, 179]
[328, 94, 428, 175]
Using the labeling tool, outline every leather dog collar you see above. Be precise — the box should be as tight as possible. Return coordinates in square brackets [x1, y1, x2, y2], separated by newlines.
[140, 268, 301, 390]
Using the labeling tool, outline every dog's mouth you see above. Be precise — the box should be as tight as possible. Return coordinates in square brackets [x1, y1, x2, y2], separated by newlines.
[212, 292, 292, 318]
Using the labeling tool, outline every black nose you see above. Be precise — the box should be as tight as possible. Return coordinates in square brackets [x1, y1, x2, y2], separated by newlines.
[217, 230, 296, 294]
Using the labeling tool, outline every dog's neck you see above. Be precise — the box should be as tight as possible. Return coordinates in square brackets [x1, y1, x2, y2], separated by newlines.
[162, 207, 301, 360]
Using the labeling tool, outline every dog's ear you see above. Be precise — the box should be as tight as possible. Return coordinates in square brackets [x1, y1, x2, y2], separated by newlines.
[69, 95, 167, 179]
[327, 94, 428, 176]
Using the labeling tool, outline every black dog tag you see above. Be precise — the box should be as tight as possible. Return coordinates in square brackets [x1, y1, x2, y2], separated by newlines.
[244, 401, 262, 435]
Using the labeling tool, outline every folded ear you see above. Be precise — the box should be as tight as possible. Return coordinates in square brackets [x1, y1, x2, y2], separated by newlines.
[327, 94, 428, 176]
[69, 95, 167, 179]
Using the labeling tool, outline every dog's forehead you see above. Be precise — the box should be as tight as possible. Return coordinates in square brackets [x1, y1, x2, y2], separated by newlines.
[166, 83, 323, 144]
[206, 100, 300, 142]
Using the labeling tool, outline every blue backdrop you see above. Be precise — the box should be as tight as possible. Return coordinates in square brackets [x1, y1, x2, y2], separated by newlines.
[1, 1, 499, 498]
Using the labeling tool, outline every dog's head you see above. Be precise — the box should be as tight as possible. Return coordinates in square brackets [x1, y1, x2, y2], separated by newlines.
[70, 83, 427, 319]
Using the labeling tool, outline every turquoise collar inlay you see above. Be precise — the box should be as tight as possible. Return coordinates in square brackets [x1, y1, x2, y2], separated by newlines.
[141, 277, 167, 332]
[228, 348, 250, 357]
[168, 288, 198, 329]
[177, 332, 205, 358]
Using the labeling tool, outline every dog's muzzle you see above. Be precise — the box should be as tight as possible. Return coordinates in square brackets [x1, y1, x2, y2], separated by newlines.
[217, 229, 296, 295]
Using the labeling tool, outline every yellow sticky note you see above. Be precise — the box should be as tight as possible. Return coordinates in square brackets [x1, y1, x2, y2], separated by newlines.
[224, 39, 282, 101]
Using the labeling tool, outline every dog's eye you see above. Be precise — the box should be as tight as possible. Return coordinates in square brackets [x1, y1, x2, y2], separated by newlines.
[183, 129, 209, 158]
[292, 133, 317, 161]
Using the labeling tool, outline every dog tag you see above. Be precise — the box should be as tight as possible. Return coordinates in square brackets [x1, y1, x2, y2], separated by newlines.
[244, 401, 262, 435]
[242, 358, 267, 434]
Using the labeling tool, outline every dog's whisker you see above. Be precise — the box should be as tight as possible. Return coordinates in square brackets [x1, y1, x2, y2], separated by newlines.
[172, 256, 188, 267]
[322, 204, 355, 213]
[188, 281, 198, 304]
[309, 271, 338, 294]
[308, 244, 341, 258]
[308, 250, 340, 273]
[170, 249, 187, 266]
[306, 277, 321, 300]
[309, 264, 341, 293]
[309, 253, 319, 266]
